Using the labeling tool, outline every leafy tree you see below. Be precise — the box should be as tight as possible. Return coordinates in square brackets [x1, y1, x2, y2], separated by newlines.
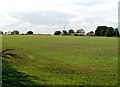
[11, 32, 14, 35]
[21, 33, 24, 35]
[76, 29, 85, 33]
[100, 26, 108, 36]
[27, 31, 33, 34]
[110, 28, 119, 37]
[90, 31, 94, 33]
[62, 30, 67, 35]
[105, 27, 114, 37]
[68, 29, 74, 34]
[95, 26, 115, 37]
[76, 29, 85, 36]
[11, 30, 19, 35]
[54, 31, 62, 35]
[8, 31, 11, 35]
[95, 26, 102, 36]
[87, 31, 95, 36]
[0, 30, 3, 34]
[5, 32, 7, 34]
[114, 28, 119, 36]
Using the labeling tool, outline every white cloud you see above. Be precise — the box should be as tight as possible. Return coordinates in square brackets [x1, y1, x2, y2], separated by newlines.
[0, 0, 119, 34]
[9, 11, 74, 25]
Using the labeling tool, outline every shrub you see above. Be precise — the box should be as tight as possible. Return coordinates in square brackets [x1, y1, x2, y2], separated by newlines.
[27, 31, 33, 34]
[54, 31, 62, 35]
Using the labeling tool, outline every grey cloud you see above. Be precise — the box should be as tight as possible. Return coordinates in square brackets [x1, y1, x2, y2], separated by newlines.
[9, 11, 74, 25]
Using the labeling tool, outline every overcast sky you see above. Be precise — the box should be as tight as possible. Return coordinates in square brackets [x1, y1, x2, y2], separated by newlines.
[0, 0, 119, 34]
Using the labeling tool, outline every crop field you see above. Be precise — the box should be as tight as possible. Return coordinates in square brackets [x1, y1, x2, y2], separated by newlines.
[2, 35, 118, 86]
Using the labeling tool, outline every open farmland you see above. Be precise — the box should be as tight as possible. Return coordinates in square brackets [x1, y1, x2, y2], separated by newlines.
[2, 35, 118, 86]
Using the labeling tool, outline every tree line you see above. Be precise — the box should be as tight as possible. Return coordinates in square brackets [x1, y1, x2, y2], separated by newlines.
[54, 26, 119, 37]
[0, 30, 33, 35]
[0, 25, 119, 37]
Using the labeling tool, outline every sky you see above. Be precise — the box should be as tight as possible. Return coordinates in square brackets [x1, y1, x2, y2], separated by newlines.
[0, 0, 119, 34]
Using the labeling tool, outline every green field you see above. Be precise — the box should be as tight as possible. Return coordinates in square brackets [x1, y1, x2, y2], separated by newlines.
[2, 35, 118, 86]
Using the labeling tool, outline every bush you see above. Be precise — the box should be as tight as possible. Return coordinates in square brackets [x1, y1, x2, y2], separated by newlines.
[27, 31, 33, 34]
[62, 30, 67, 35]
[68, 29, 75, 34]
[11, 30, 19, 35]
[54, 31, 62, 35]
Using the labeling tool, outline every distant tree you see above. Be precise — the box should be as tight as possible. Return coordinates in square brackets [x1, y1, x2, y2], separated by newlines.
[87, 31, 95, 36]
[54, 31, 62, 35]
[68, 29, 75, 34]
[95, 26, 102, 36]
[21, 33, 24, 35]
[11, 30, 19, 35]
[5, 32, 7, 34]
[76, 29, 85, 36]
[95, 26, 114, 36]
[114, 28, 119, 37]
[110, 28, 119, 37]
[11, 32, 14, 35]
[90, 31, 94, 33]
[100, 26, 108, 36]
[0, 30, 3, 34]
[105, 27, 114, 37]
[27, 31, 33, 34]
[8, 31, 11, 35]
[62, 30, 67, 35]
[76, 29, 85, 33]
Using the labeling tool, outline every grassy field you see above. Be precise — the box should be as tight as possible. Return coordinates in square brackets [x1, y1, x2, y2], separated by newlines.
[2, 35, 118, 86]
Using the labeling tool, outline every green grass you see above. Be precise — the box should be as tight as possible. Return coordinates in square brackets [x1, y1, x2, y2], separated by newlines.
[2, 35, 118, 86]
